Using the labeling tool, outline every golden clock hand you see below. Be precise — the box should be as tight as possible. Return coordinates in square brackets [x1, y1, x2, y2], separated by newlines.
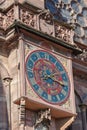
[51, 72, 60, 77]
[50, 76, 64, 86]
[43, 74, 51, 80]
[42, 73, 64, 86]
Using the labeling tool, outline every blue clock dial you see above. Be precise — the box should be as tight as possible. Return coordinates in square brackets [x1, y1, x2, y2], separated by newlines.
[26, 50, 70, 104]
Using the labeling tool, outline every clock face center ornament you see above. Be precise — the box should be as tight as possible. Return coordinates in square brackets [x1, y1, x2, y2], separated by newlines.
[25, 50, 70, 104]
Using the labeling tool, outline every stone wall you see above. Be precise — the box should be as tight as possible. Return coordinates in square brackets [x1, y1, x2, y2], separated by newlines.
[0, 45, 20, 130]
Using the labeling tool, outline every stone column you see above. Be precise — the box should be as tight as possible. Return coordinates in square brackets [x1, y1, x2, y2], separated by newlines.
[3, 77, 12, 130]
[19, 36, 25, 96]
[79, 104, 87, 130]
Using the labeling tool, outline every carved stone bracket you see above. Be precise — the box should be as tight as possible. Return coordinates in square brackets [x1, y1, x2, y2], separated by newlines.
[19, 98, 26, 126]
[35, 108, 51, 127]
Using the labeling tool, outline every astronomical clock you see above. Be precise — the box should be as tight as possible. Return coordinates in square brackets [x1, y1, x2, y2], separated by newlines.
[24, 34, 76, 114]
[25, 49, 70, 105]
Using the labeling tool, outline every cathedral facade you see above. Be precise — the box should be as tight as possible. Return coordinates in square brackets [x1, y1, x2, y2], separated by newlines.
[0, 0, 87, 130]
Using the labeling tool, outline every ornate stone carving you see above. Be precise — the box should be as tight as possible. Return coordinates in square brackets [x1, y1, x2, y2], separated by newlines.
[39, 10, 54, 36]
[74, 49, 87, 62]
[5, 8, 14, 29]
[20, 8, 36, 29]
[0, 0, 5, 5]
[55, 24, 73, 44]
[0, 4, 76, 46]
[19, 98, 25, 125]
[35, 108, 51, 127]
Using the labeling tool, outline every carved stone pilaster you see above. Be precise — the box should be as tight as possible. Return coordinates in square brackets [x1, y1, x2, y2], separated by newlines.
[35, 108, 51, 127]
[19, 98, 26, 126]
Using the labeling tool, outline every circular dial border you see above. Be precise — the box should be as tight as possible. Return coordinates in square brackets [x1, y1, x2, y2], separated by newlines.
[25, 50, 70, 104]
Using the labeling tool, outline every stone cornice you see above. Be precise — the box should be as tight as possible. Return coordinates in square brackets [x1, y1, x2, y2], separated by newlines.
[0, 20, 82, 55]
[0, 2, 82, 55]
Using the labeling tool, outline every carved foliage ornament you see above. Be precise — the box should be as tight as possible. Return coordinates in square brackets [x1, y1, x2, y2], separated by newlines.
[55, 24, 71, 43]
[0, 5, 74, 45]
[20, 8, 36, 29]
